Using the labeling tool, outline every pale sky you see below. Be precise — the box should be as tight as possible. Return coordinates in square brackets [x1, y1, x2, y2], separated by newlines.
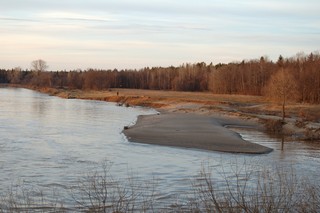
[0, 0, 319, 70]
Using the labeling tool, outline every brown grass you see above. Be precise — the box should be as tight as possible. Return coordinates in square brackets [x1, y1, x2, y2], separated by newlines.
[7, 85, 320, 127]
[41, 88, 319, 120]
[41, 88, 266, 109]
[263, 119, 284, 134]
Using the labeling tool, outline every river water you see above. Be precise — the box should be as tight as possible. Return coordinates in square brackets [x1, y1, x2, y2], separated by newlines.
[0, 88, 319, 209]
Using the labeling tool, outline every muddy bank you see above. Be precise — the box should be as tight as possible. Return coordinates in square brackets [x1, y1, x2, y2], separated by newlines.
[123, 112, 273, 154]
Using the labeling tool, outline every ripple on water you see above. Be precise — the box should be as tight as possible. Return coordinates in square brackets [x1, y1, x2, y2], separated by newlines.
[0, 88, 320, 210]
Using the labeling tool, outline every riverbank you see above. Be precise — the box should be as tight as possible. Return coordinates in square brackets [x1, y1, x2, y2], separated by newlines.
[0, 85, 319, 212]
[38, 87, 319, 138]
[3, 85, 320, 146]
[37, 87, 276, 153]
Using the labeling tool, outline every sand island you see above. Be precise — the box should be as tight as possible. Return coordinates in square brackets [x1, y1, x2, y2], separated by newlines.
[123, 111, 273, 154]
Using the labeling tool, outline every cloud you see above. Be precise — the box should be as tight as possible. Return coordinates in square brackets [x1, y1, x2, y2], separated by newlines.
[0, 0, 319, 70]
[38, 11, 117, 23]
[0, 17, 38, 22]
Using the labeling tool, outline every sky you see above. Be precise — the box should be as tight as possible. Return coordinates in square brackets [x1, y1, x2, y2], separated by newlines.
[0, 0, 319, 70]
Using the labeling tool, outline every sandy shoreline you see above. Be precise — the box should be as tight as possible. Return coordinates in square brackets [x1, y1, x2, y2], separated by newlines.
[4, 85, 274, 154]
[5, 86, 318, 153]
[123, 112, 273, 154]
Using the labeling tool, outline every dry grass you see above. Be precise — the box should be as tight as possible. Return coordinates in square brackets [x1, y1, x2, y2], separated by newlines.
[190, 164, 320, 213]
[263, 119, 284, 134]
[9, 85, 319, 123]
[3, 85, 320, 123]
[41, 88, 267, 110]
[1, 161, 319, 212]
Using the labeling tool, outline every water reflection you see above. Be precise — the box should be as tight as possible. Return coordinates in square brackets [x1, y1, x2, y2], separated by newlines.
[231, 127, 320, 178]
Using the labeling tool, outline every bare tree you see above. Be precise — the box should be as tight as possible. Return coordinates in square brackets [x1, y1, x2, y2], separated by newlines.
[31, 59, 48, 72]
[265, 68, 298, 122]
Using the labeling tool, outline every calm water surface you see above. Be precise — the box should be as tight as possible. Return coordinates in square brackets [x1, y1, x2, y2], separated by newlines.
[0, 88, 319, 207]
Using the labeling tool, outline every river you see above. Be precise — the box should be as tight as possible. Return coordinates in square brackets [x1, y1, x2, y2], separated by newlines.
[0, 88, 319, 210]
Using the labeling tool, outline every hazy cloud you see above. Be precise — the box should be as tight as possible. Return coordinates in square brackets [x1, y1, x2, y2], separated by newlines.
[0, 0, 319, 70]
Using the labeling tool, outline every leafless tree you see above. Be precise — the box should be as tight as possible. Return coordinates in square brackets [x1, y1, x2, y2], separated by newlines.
[1, 52, 320, 104]
[31, 59, 48, 72]
[265, 68, 298, 122]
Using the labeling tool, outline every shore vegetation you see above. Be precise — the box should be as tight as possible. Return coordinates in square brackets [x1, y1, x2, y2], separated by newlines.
[0, 161, 319, 212]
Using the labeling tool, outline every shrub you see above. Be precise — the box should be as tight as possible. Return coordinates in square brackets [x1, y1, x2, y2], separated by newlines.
[0, 161, 319, 212]
[263, 119, 284, 134]
[190, 163, 320, 212]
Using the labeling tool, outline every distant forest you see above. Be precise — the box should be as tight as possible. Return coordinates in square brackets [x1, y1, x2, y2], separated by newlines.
[1, 52, 320, 103]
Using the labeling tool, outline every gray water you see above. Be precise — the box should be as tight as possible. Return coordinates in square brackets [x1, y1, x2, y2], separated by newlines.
[0, 88, 319, 208]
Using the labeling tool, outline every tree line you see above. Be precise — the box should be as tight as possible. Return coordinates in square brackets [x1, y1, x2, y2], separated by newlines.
[0, 52, 320, 103]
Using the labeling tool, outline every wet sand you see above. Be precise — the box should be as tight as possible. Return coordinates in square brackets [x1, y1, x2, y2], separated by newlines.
[123, 112, 273, 154]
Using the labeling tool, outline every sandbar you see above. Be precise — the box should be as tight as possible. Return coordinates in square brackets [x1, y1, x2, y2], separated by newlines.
[123, 112, 273, 154]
